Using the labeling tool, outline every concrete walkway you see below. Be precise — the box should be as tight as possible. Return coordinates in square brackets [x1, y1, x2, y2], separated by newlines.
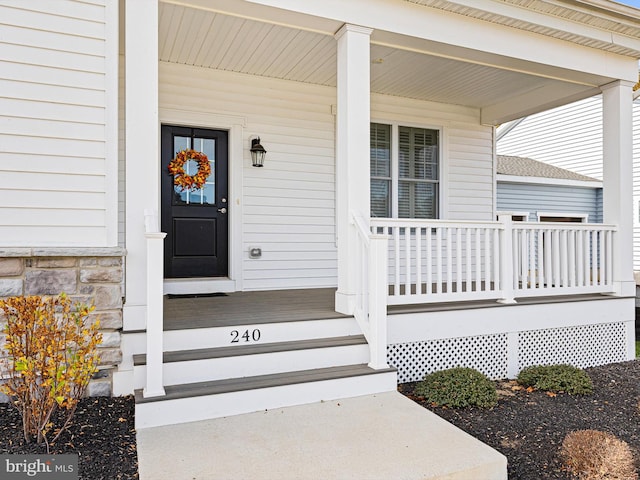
[137, 392, 507, 480]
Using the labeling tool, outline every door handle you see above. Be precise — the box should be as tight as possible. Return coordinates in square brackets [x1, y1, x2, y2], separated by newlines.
[217, 207, 227, 214]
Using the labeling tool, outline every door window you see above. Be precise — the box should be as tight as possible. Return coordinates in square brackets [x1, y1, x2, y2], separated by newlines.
[172, 136, 216, 205]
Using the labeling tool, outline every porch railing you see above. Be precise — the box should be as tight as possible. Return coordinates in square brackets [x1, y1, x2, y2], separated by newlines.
[351, 213, 389, 369]
[370, 216, 616, 305]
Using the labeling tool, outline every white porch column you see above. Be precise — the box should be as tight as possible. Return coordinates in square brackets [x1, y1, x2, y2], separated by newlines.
[334, 24, 373, 315]
[124, 0, 160, 329]
[602, 80, 635, 297]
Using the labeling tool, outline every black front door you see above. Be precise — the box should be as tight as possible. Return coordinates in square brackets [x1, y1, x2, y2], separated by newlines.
[161, 125, 228, 278]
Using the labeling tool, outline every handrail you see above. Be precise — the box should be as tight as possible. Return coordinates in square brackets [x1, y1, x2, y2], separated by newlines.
[351, 211, 389, 369]
[352, 213, 371, 246]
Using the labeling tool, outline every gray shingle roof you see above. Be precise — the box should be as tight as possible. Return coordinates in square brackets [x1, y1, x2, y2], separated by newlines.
[497, 155, 599, 182]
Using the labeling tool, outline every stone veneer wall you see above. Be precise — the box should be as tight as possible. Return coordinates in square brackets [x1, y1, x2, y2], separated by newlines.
[0, 247, 126, 397]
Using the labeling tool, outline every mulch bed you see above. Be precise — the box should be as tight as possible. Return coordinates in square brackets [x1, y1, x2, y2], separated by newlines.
[0, 396, 138, 480]
[1, 361, 639, 479]
[399, 359, 640, 479]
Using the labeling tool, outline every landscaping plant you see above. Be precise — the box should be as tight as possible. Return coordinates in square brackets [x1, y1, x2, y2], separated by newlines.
[0, 294, 101, 447]
[561, 429, 637, 480]
[415, 367, 497, 408]
[517, 364, 593, 395]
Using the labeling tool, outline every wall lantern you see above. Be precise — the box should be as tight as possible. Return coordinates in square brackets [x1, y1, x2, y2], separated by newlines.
[250, 137, 267, 167]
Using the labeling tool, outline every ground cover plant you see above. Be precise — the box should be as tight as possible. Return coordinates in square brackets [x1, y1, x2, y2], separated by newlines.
[399, 360, 640, 479]
[415, 366, 497, 408]
[517, 364, 593, 395]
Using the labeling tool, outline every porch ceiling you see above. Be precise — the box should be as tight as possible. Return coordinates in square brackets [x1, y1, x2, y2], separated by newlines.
[157, 1, 616, 123]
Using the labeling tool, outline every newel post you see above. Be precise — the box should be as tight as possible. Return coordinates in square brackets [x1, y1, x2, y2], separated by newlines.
[368, 234, 389, 369]
[143, 209, 166, 398]
[497, 214, 516, 304]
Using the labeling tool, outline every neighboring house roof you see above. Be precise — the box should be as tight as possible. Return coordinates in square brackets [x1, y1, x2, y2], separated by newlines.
[497, 155, 600, 182]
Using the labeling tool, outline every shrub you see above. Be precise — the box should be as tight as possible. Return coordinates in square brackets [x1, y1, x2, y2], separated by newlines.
[415, 367, 497, 408]
[561, 430, 637, 480]
[517, 364, 593, 395]
[0, 294, 101, 447]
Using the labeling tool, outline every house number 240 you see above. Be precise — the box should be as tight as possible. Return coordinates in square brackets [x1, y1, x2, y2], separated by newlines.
[230, 329, 261, 343]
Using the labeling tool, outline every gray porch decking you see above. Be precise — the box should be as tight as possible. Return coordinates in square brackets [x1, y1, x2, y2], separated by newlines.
[163, 288, 347, 330]
[163, 287, 618, 330]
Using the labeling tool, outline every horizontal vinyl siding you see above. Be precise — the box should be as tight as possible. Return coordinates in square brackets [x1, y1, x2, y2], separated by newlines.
[0, 0, 110, 246]
[160, 63, 493, 290]
[497, 182, 601, 222]
[497, 96, 604, 180]
[160, 63, 337, 291]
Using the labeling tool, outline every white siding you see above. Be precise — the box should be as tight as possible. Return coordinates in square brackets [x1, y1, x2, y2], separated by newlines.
[498, 96, 604, 180]
[497, 96, 640, 270]
[158, 62, 494, 290]
[0, 0, 116, 246]
[160, 63, 336, 291]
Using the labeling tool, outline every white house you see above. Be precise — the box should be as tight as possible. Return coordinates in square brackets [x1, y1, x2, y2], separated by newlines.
[1, 0, 640, 430]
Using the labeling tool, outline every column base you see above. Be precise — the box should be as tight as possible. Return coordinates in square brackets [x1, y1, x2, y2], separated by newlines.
[335, 291, 355, 315]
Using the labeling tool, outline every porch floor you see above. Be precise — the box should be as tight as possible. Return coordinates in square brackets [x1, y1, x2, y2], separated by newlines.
[136, 391, 507, 480]
[163, 288, 347, 330]
[163, 287, 619, 330]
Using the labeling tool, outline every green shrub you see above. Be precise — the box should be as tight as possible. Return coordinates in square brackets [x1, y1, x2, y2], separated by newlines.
[415, 367, 497, 408]
[517, 364, 593, 395]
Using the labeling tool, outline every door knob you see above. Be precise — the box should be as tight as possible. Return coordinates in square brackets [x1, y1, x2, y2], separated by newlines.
[218, 207, 227, 214]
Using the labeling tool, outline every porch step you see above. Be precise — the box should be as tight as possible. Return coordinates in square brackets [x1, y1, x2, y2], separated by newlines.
[134, 364, 398, 429]
[120, 316, 361, 370]
[132, 335, 369, 388]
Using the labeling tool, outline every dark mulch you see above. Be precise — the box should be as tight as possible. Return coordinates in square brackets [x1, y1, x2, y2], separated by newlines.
[0, 396, 138, 480]
[2, 361, 639, 480]
[399, 359, 640, 479]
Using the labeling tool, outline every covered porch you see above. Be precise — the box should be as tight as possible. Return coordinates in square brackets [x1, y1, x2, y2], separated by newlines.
[119, 0, 640, 429]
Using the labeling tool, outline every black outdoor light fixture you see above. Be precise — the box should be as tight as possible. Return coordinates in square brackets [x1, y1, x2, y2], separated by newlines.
[250, 137, 267, 167]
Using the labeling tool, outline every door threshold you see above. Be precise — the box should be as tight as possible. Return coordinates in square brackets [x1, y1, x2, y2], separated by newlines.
[164, 278, 236, 295]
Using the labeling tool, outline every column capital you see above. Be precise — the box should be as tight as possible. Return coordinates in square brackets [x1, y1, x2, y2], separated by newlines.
[600, 79, 636, 92]
[335, 23, 373, 39]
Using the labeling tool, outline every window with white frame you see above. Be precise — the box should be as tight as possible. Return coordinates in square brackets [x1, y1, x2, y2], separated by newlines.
[370, 123, 440, 218]
[536, 212, 588, 223]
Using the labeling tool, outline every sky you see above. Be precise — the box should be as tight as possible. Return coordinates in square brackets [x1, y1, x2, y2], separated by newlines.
[617, 0, 640, 8]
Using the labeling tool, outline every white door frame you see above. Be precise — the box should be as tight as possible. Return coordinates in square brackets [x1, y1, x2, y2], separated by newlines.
[159, 108, 246, 294]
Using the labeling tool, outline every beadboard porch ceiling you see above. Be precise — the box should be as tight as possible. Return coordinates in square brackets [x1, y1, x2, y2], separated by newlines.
[156, 0, 615, 122]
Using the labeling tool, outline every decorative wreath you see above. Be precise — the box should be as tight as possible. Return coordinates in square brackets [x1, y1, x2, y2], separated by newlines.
[167, 149, 211, 192]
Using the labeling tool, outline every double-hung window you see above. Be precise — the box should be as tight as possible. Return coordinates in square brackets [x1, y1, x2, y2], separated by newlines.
[370, 123, 440, 219]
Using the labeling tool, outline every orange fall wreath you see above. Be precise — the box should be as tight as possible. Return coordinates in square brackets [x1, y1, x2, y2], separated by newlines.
[167, 149, 211, 192]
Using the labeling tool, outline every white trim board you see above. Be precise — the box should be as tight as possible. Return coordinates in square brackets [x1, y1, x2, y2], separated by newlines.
[163, 278, 236, 294]
[497, 174, 602, 189]
[159, 108, 246, 292]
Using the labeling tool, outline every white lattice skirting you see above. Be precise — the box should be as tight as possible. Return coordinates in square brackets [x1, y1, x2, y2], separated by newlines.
[388, 322, 628, 383]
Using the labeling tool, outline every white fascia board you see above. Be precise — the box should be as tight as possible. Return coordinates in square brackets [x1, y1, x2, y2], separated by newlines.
[245, 0, 640, 82]
[497, 174, 603, 189]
